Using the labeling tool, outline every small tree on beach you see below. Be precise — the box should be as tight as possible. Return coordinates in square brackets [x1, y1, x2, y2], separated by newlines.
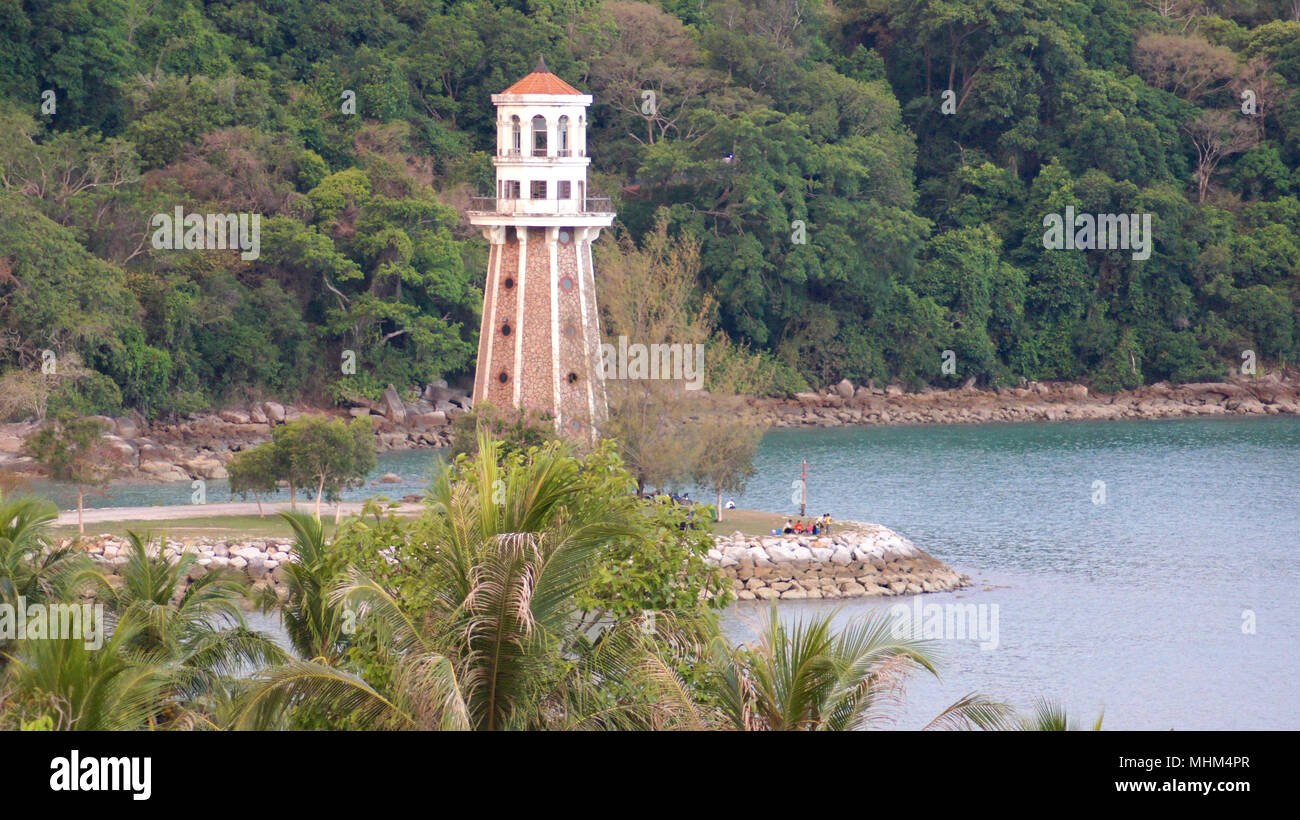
[688, 404, 764, 522]
[21, 414, 123, 534]
[277, 416, 376, 521]
[226, 443, 283, 516]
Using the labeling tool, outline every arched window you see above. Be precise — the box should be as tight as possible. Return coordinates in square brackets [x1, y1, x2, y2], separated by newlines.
[532, 115, 547, 156]
[558, 115, 569, 156]
[510, 116, 521, 156]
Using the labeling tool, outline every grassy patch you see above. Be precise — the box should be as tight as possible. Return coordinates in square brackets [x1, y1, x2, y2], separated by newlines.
[707, 508, 794, 537]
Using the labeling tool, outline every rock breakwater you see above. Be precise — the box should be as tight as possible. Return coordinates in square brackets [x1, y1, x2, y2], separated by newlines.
[75, 519, 966, 605]
[708, 522, 968, 601]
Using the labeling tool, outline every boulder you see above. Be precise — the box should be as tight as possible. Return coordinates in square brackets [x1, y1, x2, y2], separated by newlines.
[381, 385, 407, 424]
[263, 402, 286, 423]
[87, 415, 115, 432]
[249, 406, 268, 424]
[835, 378, 855, 398]
[139, 461, 190, 482]
[101, 435, 137, 463]
[378, 473, 402, 484]
[411, 411, 449, 429]
[114, 417, 140, 438]
[218, 409, 251, 425]
[182, 456, 227, 480]
[424, 382, 456, 402]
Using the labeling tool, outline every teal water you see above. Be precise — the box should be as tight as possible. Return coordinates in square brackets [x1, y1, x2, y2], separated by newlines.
[21, 448, 447, 510]
[26, 417, 1300, 729]
[708, 417, 1300, 730]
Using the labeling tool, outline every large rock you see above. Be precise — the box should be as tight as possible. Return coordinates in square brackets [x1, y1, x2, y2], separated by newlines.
[139, 460, 191, 482]
[218, 409, 251, 425]
[411, 411, 449, 429]
[835, 378, 855, 398]
[182, 456, 227, 480]
[424, 382, 456, 403]
[114, 417, 140, 438]
[381, 385, 407, 424]
[101, 435, 137, 463]
[263, 402, 286, 423]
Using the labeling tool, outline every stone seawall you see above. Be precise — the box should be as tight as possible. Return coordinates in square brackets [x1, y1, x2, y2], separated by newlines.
[75, 520, 966, 606]
[708, 523, 968, 601]
[79, 535, 295, 604]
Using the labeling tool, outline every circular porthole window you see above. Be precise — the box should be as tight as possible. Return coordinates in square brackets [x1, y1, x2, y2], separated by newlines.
[497, 371, 509, 384]
[569, 419, 582, 433]
[563, 323, 577, 340]
[558, 230, 571, 244]
[504, 277, 515, 290]
[566, 372, 579, 384]
[560, 276, 575, 292]
[501, 323, 512, 337]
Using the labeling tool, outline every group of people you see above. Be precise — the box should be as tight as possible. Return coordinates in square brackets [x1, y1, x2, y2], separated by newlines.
[643, 489, 694, 505]
[773, 513, 834, 536]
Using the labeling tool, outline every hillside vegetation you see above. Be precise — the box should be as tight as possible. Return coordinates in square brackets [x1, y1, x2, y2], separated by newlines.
[1, 0, 1298, 419]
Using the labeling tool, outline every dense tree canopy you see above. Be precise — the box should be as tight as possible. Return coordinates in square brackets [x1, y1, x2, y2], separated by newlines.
[1, 0, 1297, 416]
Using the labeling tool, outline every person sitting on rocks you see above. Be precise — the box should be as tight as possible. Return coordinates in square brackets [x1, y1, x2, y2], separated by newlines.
[793, 521, 805, 533]
[782, 519, 795, 534]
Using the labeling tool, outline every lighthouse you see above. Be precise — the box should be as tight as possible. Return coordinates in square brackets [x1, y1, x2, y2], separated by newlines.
[467, 58, 615, 444]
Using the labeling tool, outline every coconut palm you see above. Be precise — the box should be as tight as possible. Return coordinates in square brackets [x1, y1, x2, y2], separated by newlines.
[1018, 697, 1105, 731]
[707, 605, 1015, 731]
[0, 493, 94, 610]
[236, 435, 702, 730]
[276, 512, 353, 663]
[108, 531, 288, 705]
[0, 616, 172, 730]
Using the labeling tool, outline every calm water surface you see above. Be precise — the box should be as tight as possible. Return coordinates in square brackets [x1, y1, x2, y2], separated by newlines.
[710, 417, 1300, 730]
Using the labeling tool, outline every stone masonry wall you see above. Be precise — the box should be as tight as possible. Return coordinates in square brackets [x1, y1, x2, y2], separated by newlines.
[707, 522, 969, 601]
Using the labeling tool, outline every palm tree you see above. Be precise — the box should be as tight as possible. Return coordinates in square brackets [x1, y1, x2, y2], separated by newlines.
[276, 512, 353, 663]
[236, 435, 701, 730]
[109, 531, 287, 706]
[707, 605, 1015, 731]
[0, 493, 94, 610]
[0, 617, 172, 730]
[1019, 698, 1105, 731]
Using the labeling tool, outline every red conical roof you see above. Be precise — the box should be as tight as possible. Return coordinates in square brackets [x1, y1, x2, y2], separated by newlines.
[501, 56, 584, 96]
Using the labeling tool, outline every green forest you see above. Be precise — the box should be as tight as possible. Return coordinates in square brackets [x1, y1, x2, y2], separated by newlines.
[1, 0, 1298, 420]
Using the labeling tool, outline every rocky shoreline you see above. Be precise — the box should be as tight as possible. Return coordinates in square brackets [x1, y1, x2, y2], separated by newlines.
[752, 370, 1300, 429]
[0, 382, 472, 483]
[708, 523, 968, 601]
[4, 371, 1299, 484]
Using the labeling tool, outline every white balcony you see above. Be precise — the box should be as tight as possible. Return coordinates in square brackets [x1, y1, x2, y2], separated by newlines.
[468, 195, 614, 216]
